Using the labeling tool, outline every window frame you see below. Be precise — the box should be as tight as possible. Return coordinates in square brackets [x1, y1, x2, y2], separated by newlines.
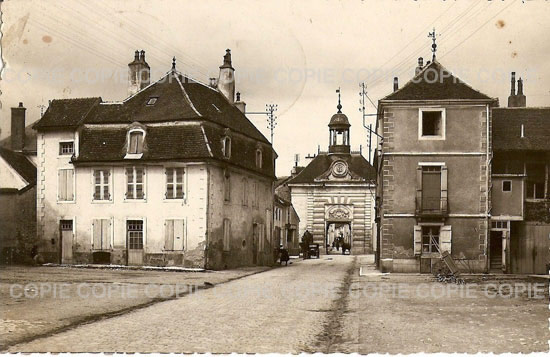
[421, 225, 441, 254]
[146, 97, 158, 106]
[224, 170, 231, 202]
[125, 166, 146, 201]
[92, 168, 113, 203]
[164, 167, 186, 201]
[221, 136, 232, 159]
[58, 141, 75, 156]
[418, 108, 446, 141]
[502, 180, 512, 193]
[126, 218, 145, 250]
[255, 149, 263, 169]
[525, 163, 546, 200]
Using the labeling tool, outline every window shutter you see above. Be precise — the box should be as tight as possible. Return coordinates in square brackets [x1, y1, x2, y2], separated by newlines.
[102, 219, 111, 250]
[92, 219, 102, 249]
[440, 225, 452, 254]
[173, 219, 184, 251]
[136, 133, 144, 153]
[416, 166, 422, 212]
[413, 225, 422, 256]
[165, 220, 174, 250]
[58, 170, 65, 200]
[441, 166, 448, 212]
[67, 170, 74, 201]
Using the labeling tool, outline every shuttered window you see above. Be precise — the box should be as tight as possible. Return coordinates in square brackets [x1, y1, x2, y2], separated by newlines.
[126, 167, 145, 200]
[128, 131, 144, 154]
[164, 219, 185, 251]
[414, 225, 452, 255]
[93, 169, 111, 201]
[92, 219, 111, 250]
[223, 218, 231, 251]
[58, 169, 74, 201]
[165, 168, 184, 199]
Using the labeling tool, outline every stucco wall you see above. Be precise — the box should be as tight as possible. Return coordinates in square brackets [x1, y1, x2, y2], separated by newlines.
[38, 130, 208, 267]
[206, 165, 274, 269]
[492, 176, 524, 218]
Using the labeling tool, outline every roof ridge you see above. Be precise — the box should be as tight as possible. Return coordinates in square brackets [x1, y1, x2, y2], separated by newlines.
[174, 73, 202, 117]
[122, 70, 173, 103]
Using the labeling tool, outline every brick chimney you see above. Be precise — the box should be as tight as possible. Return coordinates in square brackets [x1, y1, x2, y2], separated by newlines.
[234, 92, 246, 114]
[393, 77, 399, 92]
[11, 102, 26, 151]
[128, 50, 151, 97]
[217, 49, 235, 104]
[515, 77, 526, 107]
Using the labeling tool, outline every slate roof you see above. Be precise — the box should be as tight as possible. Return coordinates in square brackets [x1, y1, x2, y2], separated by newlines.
[382, 61, 495, 101]
[0, 147, 37, 187]
[493, 107, 550, 152]
[287, 153, 376, 184]
[33, 97, 101, 129]
[33, 70, 274, 177]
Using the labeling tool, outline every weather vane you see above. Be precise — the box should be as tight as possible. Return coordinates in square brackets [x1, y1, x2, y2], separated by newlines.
[428, 27, 439, 62]
[336, 87, 342, 113]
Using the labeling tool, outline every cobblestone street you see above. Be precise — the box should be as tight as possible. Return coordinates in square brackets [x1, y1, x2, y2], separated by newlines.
[9, 256, 353, 353]
[6, 255, 549, 353]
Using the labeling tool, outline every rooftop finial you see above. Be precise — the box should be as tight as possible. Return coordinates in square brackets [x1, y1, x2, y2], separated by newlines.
[172, 57, 176, 71]
[428, 27, 439, 61]
[336, 87, 342, 113]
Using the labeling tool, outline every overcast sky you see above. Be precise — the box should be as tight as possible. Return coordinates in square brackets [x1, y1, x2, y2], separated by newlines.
[1, 0, 549, 176]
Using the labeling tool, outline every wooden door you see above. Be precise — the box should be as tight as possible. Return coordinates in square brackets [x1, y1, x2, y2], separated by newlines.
[60, 220, 73, 264]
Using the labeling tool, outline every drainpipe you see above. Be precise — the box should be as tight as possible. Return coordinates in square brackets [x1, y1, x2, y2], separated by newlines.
[204, 165, 210, 270]
[485, 104, 490, 273]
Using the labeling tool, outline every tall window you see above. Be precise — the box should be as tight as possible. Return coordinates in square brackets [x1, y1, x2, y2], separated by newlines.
[223, 218, 231, 251]
[222, 136, 231, 159]
[526, 163, 546, 199]
[422, 226, 440, 253]
[224, 171, 231, 202]
[242, 178, 248, 206]
[128, 130, 144, 155]
[58, 169, 74, 201]
[126, 167, 145, 200]
[127, 220, 144, 250]
[421, 166, 441, 211]
[93, 169, 111, 201]
[165, 168, 184, 199]
[256, 149, 263, 168]
[59, 141, 74, 156]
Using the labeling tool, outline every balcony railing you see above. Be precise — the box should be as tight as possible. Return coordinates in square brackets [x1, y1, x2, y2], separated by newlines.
[415, 195, 448, 216]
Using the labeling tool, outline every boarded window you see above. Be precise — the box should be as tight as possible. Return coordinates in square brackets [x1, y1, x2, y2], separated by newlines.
[165, 219, 185, 251]
[92, 219, 111, 250]
[223, 218, 231, 251]
[93, 169, 111, 201]
[58, 169, 74, 201]
[126, 167, 145, 199]
[165, 168, 184, 199]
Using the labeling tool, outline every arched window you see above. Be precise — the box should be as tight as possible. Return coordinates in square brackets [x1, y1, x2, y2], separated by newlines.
[255, 148, 263, 168]
[221, 136, 231, 159]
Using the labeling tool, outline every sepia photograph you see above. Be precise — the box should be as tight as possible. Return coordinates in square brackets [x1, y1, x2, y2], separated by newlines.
[0, 0, 549, 354]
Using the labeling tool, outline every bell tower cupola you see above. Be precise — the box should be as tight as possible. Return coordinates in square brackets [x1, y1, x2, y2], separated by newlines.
[328, 89, 351, 154]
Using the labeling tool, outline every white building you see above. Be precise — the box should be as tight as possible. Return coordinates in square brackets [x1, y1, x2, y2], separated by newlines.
[34, 49, 277, 269]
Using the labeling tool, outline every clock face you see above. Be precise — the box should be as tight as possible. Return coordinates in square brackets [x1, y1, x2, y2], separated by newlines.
[332, 161, 348, 177]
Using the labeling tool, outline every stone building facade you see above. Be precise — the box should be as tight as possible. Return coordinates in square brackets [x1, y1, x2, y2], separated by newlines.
[287, 101, 376, 255]
[376, 60, 497, 273]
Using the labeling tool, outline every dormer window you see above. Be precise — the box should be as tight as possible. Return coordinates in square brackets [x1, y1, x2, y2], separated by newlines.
[125, 125, 146, 159]
[146, 97, 158, 106]
[222, 136, 232, 159]
[255, 148, 263, 169]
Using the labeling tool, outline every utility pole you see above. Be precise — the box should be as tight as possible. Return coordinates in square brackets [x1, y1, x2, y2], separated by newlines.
[266, 104, 278, 144]
[247, 103, 278, 144]
[359, 82, 378, 163]
[37, 104, 47, 117]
